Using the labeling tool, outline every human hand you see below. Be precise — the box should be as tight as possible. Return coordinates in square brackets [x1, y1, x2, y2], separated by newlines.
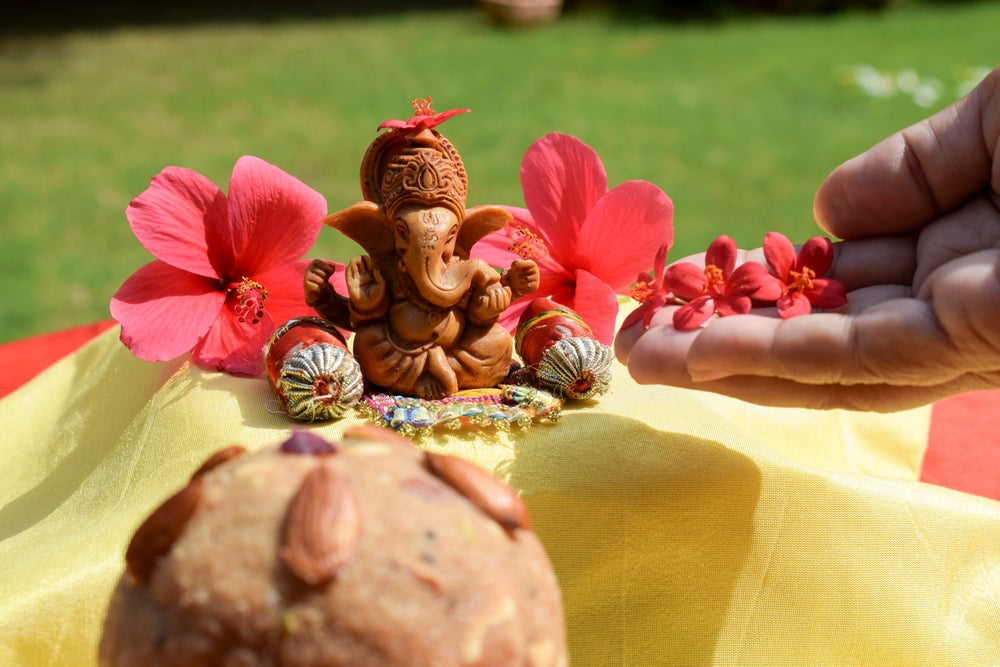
[615, 66, 1000, 411]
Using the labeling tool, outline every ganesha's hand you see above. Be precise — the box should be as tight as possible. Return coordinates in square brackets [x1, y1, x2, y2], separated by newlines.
[502, 259, 540, 300]
[469, 281, 512, 325]
[346, 255, 386, 313]
[304, 259, 337, 308]
[304, 259, 352, 328]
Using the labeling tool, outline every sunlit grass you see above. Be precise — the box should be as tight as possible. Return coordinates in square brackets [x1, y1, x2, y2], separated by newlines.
[0, 2, 997, 341]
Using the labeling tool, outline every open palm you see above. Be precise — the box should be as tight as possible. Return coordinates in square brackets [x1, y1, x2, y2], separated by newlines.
[616, 66, 1000, 411]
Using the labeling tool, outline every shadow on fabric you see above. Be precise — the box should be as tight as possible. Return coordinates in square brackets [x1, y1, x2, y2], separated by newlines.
[503, 412, 761, 666]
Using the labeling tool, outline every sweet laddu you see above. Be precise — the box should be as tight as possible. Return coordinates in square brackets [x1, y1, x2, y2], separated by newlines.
[99, 427, 567, 667]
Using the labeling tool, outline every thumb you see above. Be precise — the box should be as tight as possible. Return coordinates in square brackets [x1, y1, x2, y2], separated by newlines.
[814, 66, 999, 240]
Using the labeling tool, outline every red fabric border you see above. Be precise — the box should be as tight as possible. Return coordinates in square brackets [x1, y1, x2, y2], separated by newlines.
[922, 390, 1000, 502]
[0, 320, 116, 399]
[1, 322, 998, 502]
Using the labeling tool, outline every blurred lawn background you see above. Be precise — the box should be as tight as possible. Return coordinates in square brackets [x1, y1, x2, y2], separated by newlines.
[0, 0, 996, 343]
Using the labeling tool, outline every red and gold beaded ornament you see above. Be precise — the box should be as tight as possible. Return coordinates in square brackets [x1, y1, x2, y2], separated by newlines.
[263, 317, 364, 422]
[515, 297, 613, 400]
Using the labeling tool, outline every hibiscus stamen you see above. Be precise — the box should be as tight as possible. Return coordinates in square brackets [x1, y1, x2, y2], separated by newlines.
[630, 280, 655, 303]
[703, 265, 725, 293]
[508, 226, 549, 261]
[788, 266, 816, 293]
[229, 277, 268, 325]
[412, 95, 435, 116]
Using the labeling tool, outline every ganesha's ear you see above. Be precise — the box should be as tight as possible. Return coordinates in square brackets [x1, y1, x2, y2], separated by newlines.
[457, 205, 512, 259]
[323, 201, 394, 258]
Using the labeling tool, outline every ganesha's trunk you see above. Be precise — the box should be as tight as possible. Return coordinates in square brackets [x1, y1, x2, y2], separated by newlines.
[417, 254, 482, 308]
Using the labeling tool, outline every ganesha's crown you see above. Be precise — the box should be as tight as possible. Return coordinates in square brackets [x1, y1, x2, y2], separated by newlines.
[360, 104, 469, 220]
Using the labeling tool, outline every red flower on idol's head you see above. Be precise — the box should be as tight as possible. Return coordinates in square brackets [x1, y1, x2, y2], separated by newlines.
[377, 96, 470, 133]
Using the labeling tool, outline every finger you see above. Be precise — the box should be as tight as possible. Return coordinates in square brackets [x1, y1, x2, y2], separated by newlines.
[307, 260, 328, 280]
[911, 195, 1000, 288]
[636, 369, 997, 412]
[686, 302, 969, 387]
[826, 236, 917, 289]
[623, 318, 1000, 410]
[672, 235, 918, 291]
[614, 320, 644, 365]
[748, 235, 919, 290]
[833, 284, 911, 312]
[814, 66, 999, 239]
[626, 300, 962, 389]
[320, 259, 339, 277]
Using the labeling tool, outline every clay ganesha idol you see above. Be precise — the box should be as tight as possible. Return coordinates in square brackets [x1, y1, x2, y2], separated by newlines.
[305, 103, 539, 399]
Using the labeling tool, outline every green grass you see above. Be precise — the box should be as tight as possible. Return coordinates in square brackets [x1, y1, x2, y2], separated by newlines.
[0, 2, 997, 342]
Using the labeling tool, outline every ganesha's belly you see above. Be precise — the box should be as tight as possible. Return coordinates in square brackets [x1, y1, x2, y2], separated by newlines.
[387, 302, 462, 348]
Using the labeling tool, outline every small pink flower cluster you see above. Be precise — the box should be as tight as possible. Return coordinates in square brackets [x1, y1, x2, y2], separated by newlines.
[624, 232, 848, 332]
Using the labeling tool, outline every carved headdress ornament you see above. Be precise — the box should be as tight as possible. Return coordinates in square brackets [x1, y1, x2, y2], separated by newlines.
[360, 97, 471, 220]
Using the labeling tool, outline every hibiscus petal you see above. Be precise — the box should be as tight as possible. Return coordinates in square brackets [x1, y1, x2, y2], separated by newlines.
[566, 270, 621, 345]
[520, 133, 608, 249]
[377, 119, 410, 130]
[499, 263, 581, 335]
[755, 276, 787, 302]
[673, 296, 715, 331]
[254, 261, 326, 328]
[716, 295, 752, 317]
[705, 235, 738, 276]
[797, 236, 835, 275]
[806, 279, 849, 309]
[635, 271, 654, 285]
[499, 297, 531, 335]
[418, 107, 470, 129]
[620, 293, 666, 331]
[327, 261, 349, 297]
[665, 262, 708, 301]
[652, 243, 669, 284]
[621, 303, 650, 330]
[777, 291, 813, 318]
[763, 231, 795, 280]
[574, 180, 674, 290]
[474, 221, 573, 299]
[226, 156, 327, 276]
[504, 205, 532, 224]
[126, 166, 229, 279]
[472, 225, 523, 270]
[110, 260, 224, 362]
[729, 261, 784, 300]
[192, 307, 272, 376]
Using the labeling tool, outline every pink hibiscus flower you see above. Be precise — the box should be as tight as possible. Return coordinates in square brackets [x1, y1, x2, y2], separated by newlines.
[666, 235, 783, 331]
[110, 156, 329, 375]
[473, 132, 674, 345]
[762, 232, 848, 318]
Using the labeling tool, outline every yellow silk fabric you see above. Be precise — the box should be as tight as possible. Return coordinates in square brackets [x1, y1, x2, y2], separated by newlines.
[2, 326, 999, 666]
